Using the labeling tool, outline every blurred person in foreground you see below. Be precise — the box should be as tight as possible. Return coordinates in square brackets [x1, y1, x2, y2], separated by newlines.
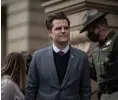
[25, 11, 91, 100]
[80, 9, 118, 100]
[1, 52, 26, 100]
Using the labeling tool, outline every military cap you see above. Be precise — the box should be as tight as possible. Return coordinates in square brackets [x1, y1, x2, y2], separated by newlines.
[80, 9, 108, 33]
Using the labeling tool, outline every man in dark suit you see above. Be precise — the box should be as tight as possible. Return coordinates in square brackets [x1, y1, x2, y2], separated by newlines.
[25, 11, 91, 100]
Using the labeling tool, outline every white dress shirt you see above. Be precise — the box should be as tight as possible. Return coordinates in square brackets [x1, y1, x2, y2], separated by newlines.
[53, 44, 70, 54]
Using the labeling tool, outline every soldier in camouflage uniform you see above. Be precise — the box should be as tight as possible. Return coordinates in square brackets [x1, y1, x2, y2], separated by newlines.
[80, 9, 118, 100]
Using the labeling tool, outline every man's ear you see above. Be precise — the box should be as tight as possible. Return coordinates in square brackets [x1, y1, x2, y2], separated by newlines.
[49, 34, 51, 37]
[48, 31, 53, 40]
[48, 31, 51, 37]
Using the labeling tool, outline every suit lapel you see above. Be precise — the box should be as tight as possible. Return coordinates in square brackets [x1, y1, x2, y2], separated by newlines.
[46, 46, 60, 87]
[61, 47, 78, 88]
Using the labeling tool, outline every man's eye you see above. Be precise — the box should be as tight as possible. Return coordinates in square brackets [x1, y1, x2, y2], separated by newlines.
[64, 27, 69, 30]
[55, 27, 62, 30]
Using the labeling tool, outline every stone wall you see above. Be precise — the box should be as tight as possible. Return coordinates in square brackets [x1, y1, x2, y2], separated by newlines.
[6, 0, 49, 54]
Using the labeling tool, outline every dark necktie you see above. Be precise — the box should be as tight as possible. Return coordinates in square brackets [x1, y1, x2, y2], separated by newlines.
[58, 51, 65, 56]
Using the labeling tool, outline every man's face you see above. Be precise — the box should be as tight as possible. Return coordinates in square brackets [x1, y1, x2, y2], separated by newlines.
[49, 19, 70, 44]
[87, 24, 107, 42]
[97, 25, 107, 41]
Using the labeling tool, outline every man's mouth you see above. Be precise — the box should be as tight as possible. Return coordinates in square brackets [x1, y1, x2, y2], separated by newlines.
[60, 35, 67, 37]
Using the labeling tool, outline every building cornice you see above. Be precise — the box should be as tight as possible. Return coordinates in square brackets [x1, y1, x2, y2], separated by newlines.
[41, 0, 118, 15]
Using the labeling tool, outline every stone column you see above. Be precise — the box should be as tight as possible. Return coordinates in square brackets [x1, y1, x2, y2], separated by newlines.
[28, 0, 49, 53]
[6, 0, 49, 89]
[7, 0, 48, 54]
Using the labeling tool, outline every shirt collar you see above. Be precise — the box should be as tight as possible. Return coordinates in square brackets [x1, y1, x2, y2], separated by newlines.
[53, 44, 70, 53]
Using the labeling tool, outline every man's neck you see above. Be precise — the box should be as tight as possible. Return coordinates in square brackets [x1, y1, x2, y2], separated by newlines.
[53, 42, 69, 50]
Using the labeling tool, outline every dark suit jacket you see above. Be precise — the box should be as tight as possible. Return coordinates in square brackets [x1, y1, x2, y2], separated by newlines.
[25, 46, 91, 100]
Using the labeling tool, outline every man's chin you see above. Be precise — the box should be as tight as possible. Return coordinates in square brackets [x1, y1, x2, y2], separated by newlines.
[61, 39, 67, 41]
[59, 40, 69, 44]
[59, 38, 69, 41]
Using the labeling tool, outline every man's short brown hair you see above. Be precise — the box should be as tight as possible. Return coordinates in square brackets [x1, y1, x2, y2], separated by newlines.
[46, 11, 70, 31]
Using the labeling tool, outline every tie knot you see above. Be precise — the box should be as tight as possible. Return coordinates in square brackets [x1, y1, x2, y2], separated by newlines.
[58, 51, 65, 56]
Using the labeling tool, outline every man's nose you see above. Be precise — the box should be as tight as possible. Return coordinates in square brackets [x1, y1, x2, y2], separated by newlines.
[61, 27, 65, 32]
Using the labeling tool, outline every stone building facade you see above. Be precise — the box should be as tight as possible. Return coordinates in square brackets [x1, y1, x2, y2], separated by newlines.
[2, 0, 118, 59]
[1, 0, 118, 99]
